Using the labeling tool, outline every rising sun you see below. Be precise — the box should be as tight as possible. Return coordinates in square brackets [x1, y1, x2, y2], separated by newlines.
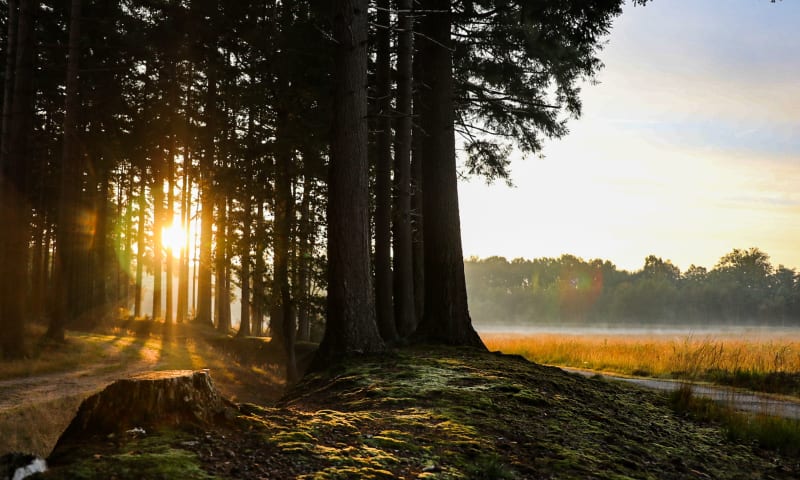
[162, 223, 186, 256]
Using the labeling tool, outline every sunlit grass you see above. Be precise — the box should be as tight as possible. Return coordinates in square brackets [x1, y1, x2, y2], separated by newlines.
[482, 331, 800, 395]
[0, 323, 229, 381]
[0, 328, 132, 380]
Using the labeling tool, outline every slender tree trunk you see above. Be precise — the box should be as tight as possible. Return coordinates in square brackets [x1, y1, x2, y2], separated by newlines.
[252, 198, 265, 336]
[165, 145, 175, 324]
[373, 0, 397, 343]
[314, 0, 385, 366]
[393, 0, 416, 338]
[273, 122, 296, 379]
[414, 0, 484, 348]
[134, 176, 146, 317]
[177, 144, 190, 323]
[237, 108, 255, 337]
[410, 29, 425, 326]
[123, 170, 134, 309]
[215, 192, 229, 331]
[0, 0, 18, 168]
[294, 167, 312, 342]
[151, 160, 163, 320]
[94, 166, 110, 317]
[48, 0, 77, 342]
[196, 59, 215, 326]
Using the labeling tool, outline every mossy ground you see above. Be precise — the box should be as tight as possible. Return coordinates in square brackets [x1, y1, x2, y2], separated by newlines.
[44, 346, 800, 479]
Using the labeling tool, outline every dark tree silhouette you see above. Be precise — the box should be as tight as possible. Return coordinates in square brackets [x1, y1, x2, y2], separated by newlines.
[413, 0, 485, 348]
[315, 0, 385, 363]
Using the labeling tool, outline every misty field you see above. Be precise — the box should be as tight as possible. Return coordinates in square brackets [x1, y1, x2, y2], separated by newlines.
[481, 330, 800, 396]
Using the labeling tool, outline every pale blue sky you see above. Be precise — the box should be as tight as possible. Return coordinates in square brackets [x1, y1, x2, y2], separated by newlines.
[458, 0, 800, 272]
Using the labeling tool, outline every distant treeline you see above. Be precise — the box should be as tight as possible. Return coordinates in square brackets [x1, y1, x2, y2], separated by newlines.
[465, 248, 800, 326]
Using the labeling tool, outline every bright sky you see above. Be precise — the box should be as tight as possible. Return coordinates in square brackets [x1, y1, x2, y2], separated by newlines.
[458, 0, 800, 272]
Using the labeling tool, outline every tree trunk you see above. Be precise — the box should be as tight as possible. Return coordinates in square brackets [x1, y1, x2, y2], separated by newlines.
[392, 0, 416, 338]
[196, 59, 216, 327]
[314, 0, 385, 365]
[410, 26, 425, 327]
[237, 108, 255, 337]
[215, 193, 229, 332]
[48, 0, 78, 343]
[134, 176, 146, 317]
[151, 159, 164, 320]
[414, 0, 484, 348]
[252, 199, 265, 336]
[123, 170, 134, 309]
[373, 0, 397, 343]
[273, 122, 296, 380]
[0, 0, 18, 168]
[294, 165, 312, 342]
[94, 166, 110, 317]
[165, 143, 175, 324]
[176, 146, 189, 323]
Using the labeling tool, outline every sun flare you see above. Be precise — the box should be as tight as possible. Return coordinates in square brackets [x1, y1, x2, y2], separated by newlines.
[161, 223, 186, 256]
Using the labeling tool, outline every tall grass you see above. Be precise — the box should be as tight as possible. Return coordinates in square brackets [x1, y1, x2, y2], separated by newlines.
[482, 332, 800, 396]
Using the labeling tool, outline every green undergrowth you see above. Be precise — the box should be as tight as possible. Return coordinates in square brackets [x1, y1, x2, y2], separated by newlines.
[44, 346, 800, 479]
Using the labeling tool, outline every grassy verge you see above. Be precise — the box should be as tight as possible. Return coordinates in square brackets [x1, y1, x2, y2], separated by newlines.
[669, 383, 800, 457]
[483, 332, 800, 395]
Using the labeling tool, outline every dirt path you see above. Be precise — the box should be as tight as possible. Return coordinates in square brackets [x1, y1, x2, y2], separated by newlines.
[0, 360, 158, 416]
[0, 331, 285, 456]
[562, 366, 800, 419]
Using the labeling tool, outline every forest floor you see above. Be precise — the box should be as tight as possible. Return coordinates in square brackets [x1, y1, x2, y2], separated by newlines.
[38, 344, 800, 479]
[0, 322, 285, 457]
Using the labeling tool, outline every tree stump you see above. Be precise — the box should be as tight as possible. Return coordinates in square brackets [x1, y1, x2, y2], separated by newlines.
[51, 370, 232, 453]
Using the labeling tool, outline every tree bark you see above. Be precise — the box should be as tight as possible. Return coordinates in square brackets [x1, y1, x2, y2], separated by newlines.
[373, 0, 397, 343]
[134, 176, 146, 317]
[165, 142, 175, 324]
[414, 0, 484, 348]
[392, 0, 416, 338]
[215, 193, 230, 332]
[48, 0, 79, 342]
[252, 198, 266, 336]
[237, 107, 256, 337]
[0, 0, 18, 169]
[314, 0, 385, 365]
[272, 122, 296, 379]
[294, 162, 313, 342]
[196, 58, 216, 327]
[410, 26, 425, 327]
[151, 156, 164, 320]
[176, 142, 190, 323]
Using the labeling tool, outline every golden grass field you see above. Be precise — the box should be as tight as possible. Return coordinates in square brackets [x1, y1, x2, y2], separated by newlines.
[481, 330, 800, 385]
